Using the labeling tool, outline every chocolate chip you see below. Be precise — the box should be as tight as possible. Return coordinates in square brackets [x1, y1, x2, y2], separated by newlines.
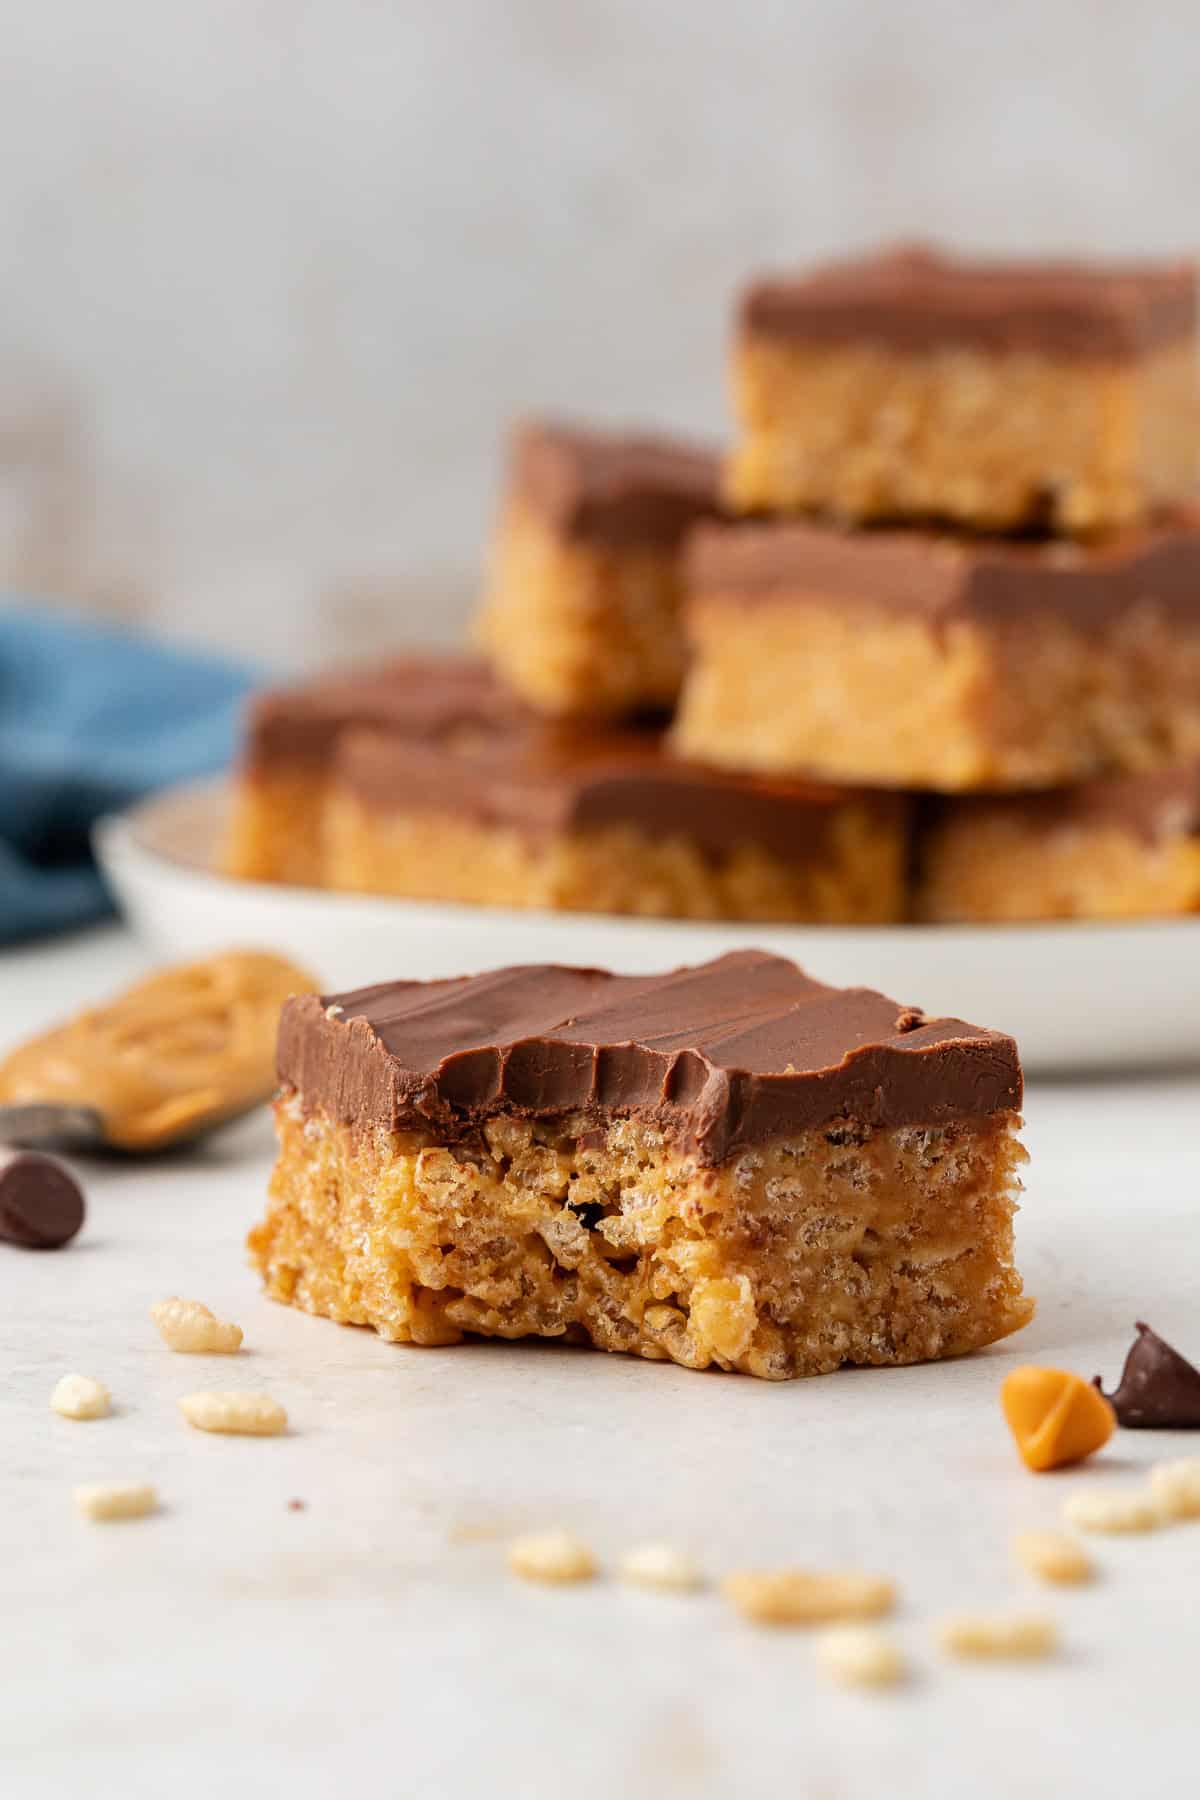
[0, 1148, 85, 1249]
[1093, 1322, 1200, 1429]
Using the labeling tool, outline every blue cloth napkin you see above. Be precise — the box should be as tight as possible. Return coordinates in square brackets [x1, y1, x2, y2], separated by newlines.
[0, 606, 256, 943]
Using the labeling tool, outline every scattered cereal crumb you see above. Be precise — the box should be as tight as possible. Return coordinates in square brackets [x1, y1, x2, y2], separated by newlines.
[287, 1498, 307, 1512]
[1062, 1486, 1161, 1534]
[618, 1543, 704, 1592]
[151, 1297, 243, 1354]
[51, 1373, 111, 1421]
[1149, 1458, 1200, 1521]
[815, 1625, 907, 1688]
[1012, 1530, 1093, 1585]
[74, 1481, 158, 1522]
[508, 1529, 597, 1584]
[722, 1568, 895, 1627]
[936, 1612, 1058, 1660]
[179, 1391, 287, 1436]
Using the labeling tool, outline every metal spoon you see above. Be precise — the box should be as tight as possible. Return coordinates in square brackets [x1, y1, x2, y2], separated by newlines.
[0, 1093, 272, 1156]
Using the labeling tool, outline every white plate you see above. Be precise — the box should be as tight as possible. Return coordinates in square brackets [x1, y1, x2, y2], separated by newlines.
[95, 778, 1200, 1074]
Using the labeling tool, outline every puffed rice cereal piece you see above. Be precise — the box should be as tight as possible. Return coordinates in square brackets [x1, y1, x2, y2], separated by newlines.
[74, 1481, 158, 1522]
[1149, 1458, 1200, 1521]
[936, 1612, 1058, 1660]
[179, 1391, 287, 1436]
[507, 1530, 597, 1584]
[1011, 1530, 1093, 1585]
[618, 1543, 704, 1592]
[815, 1626, 907, 1689]
[1062, 1486, 1161, 1534]
[151, 1297, 243, 1354]
[723, 1568, 895, 1627]
[51, 1374, 111, 1420]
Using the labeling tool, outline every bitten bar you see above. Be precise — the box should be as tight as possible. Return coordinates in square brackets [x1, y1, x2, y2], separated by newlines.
[249, 952, 1032, 1380]
[474, 419, 721, 718]
[726, 244, 1198, 535]
[674, 515, 1200, 791]
[326, 722, 908, 922]
[917, 762, 1200, 921]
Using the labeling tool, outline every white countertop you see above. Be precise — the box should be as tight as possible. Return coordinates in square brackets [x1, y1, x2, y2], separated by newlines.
[3, 925, 1200, 1800]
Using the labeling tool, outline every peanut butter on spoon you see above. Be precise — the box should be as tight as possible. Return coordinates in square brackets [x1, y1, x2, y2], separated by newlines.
[0, 950, 316, 1152]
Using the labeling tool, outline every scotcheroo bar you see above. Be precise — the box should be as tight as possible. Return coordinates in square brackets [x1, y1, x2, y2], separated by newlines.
[674, 515, 1200, 791]
[726, 243, 1198, 535]
[475, 419, 721, 719]
[250, 951, 1032, 1381]
[221, 654, 520, 885]
[327, 721, 908, 922]
[917, 762, 1200, 921]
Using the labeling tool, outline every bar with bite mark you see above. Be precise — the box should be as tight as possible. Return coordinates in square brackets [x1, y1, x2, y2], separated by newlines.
[249, 951, 1033, 1380]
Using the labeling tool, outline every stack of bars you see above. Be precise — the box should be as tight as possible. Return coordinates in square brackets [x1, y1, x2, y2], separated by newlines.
[224, 244, 1200, 923]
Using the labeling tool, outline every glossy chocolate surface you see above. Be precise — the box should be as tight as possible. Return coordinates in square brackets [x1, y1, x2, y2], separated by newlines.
[509, 418, 721, 548]
[740, 242, 1197, 357]
[686, 514, 1200, 631]
[278, 951, 1022, 1163]
[336, 721, 901, 863]
[926, 762, 1200, 848]
[240, 654, 523, 771]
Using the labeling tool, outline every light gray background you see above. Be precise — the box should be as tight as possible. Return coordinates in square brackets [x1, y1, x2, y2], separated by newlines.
[1, 0, 1197, 667]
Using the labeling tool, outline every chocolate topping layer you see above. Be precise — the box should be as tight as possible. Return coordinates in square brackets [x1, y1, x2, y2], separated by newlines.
[926, 761, 1200, 848]
[686, 513, 1200, 632]
[277, 951, 1022, 1163]
[509, 418, 722, 548]
[336, 722, 901, 864]
[740, 242, 1197, 356]
[241, 654, 522, 772]
[1094, 1323, 1200, 1429]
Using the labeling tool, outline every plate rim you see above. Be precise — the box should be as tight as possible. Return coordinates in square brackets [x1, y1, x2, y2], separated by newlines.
[95, 775, 1200, 951]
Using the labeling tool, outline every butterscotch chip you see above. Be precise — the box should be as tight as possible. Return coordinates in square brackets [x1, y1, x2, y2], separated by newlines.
[815, 1626, 907, 1689]
[1001, 1365, 1115, 1472]
[1061, 1486, 1162, 1534]
[178, 1391, 287, 1436]
[507, 1530, 597, 1585]
[937, 1612, 1058, 1660]
[51, 1374, 111, 1421]
[151, 1297, 243, 1354]
[1149, 1458, 1200, 1520]
[618, 1544, 704, 1592]
[1012, 1530, 1093, 1585]
[74, 1481, 158, 1522]
[723, 1569, 895, 1627]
